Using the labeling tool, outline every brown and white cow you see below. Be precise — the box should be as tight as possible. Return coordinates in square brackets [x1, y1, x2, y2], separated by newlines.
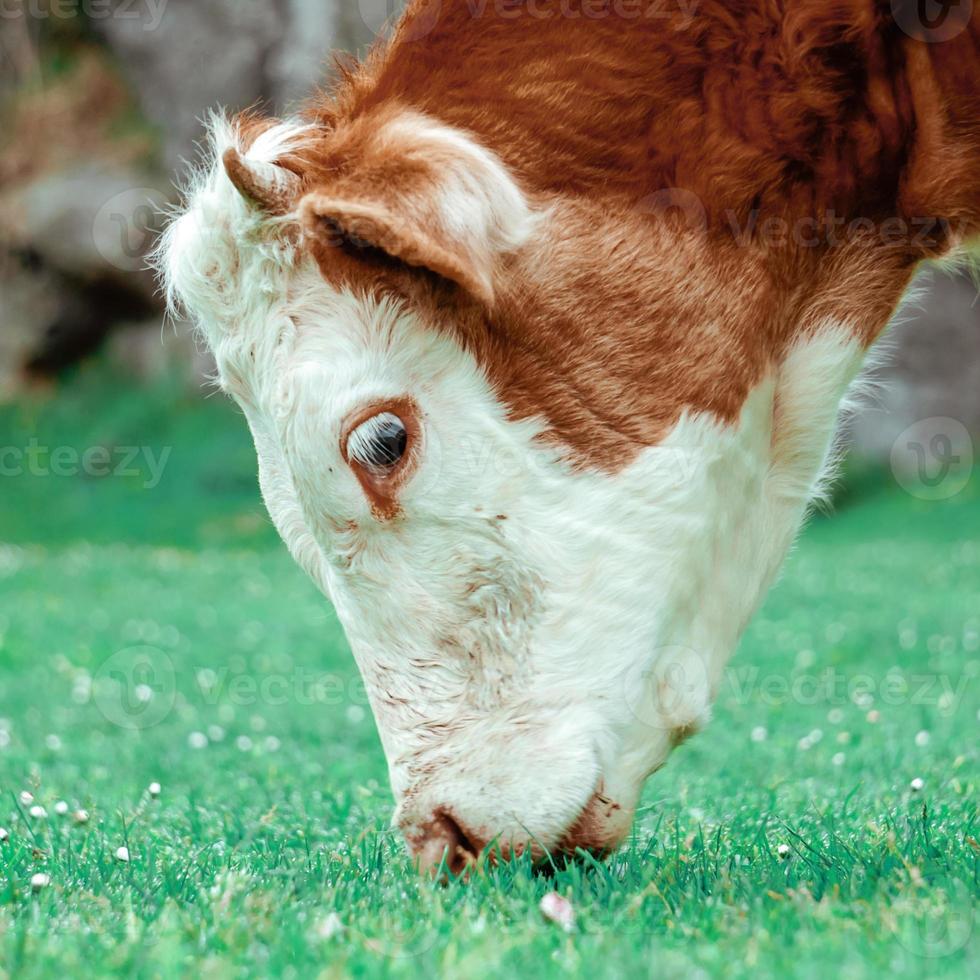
[160, 1, 980, 873]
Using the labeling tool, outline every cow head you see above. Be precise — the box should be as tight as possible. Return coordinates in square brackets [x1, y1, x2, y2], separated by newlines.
[160, 7, 980, 874]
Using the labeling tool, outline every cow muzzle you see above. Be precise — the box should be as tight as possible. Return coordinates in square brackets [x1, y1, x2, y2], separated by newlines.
[400, 786, 635, 877]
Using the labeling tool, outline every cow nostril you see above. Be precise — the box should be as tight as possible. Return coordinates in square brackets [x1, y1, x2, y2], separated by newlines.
[413, 812, 476, 878]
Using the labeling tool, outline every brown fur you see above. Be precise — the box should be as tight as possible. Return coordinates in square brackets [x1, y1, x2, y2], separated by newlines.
[243, 1, 980, 469]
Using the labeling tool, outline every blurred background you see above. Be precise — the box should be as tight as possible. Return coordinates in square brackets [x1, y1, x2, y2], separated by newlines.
[0, 0, 978, 545]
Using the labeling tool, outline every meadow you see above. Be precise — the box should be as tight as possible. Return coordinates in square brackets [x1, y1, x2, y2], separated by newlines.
[0, 363, 976, 978]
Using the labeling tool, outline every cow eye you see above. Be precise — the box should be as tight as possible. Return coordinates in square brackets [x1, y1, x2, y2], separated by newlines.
[346, 412, 408, 472]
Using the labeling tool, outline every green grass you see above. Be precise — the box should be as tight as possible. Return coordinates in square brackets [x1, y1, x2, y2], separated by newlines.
[0, 364, 977, 978]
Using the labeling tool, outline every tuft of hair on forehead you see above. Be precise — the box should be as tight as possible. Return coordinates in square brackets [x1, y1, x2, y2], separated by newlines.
[154, 112, 315, 353]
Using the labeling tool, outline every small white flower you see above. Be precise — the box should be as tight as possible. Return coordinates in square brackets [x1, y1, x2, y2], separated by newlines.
[30, 872, 50, 892]
[29, 805, 47, 820]
[865, 709, 880, 724]
[313, 911, 344, 940]
[148, 782, 161, 798]
[797, 736, 813, 751]
[235, 735, 253, 752]
[44, 734, 62, 751]
[910, 777, 925, 793]
[115, 846, 130, 862]
[836, 731, 851, 745]
[750, 726, 768, 742]
[827, 708, 844, 724]
[0, 827, 8, 842]
[19, 791, 34, 805]
[539, 891, 575, 932]
[914, 730, 930, 747]
[187, 731, 208, 749]
[777, 843, 791, 859]
[264, 736, 281, 752]
[207, 725, 226, 743]
[74, 809, 90, 824]
[832, 752, 846, 766]
[54, 801, 69, 816]
[808, 728, 823, 743]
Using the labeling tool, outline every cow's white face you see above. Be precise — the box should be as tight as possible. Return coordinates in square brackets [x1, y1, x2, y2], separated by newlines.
[162, 117, 866, 872]
[220, 271, 864, 868]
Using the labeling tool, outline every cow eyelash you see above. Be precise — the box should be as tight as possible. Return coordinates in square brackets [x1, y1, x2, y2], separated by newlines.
[346, 412, 409, 472]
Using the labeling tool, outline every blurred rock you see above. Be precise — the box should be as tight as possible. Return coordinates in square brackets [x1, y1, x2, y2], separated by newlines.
[8, 165, 168, 298]
[1, 0, 375, 398]
[0, 161, 169, 395]
[94, 0, 373, 173]
[0, 0, 377, 400]
[1, 241, 211, 396]
[0, 250, 62, 399]
[0, 242, 159, 387]
[849, 265, 980, 461]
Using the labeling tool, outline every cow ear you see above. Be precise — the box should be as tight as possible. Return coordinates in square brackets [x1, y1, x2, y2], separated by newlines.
[297, 116, 536, 307]
[300, 192, 499, 306]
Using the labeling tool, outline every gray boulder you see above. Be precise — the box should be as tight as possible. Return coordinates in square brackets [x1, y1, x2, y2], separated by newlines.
[9, 166, 168, 296]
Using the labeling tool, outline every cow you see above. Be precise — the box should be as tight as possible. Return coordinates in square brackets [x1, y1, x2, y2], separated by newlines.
[159, 1, 980, 875]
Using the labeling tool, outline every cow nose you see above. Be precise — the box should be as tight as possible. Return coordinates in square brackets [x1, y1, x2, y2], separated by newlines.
[412, 813, 476, 877]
